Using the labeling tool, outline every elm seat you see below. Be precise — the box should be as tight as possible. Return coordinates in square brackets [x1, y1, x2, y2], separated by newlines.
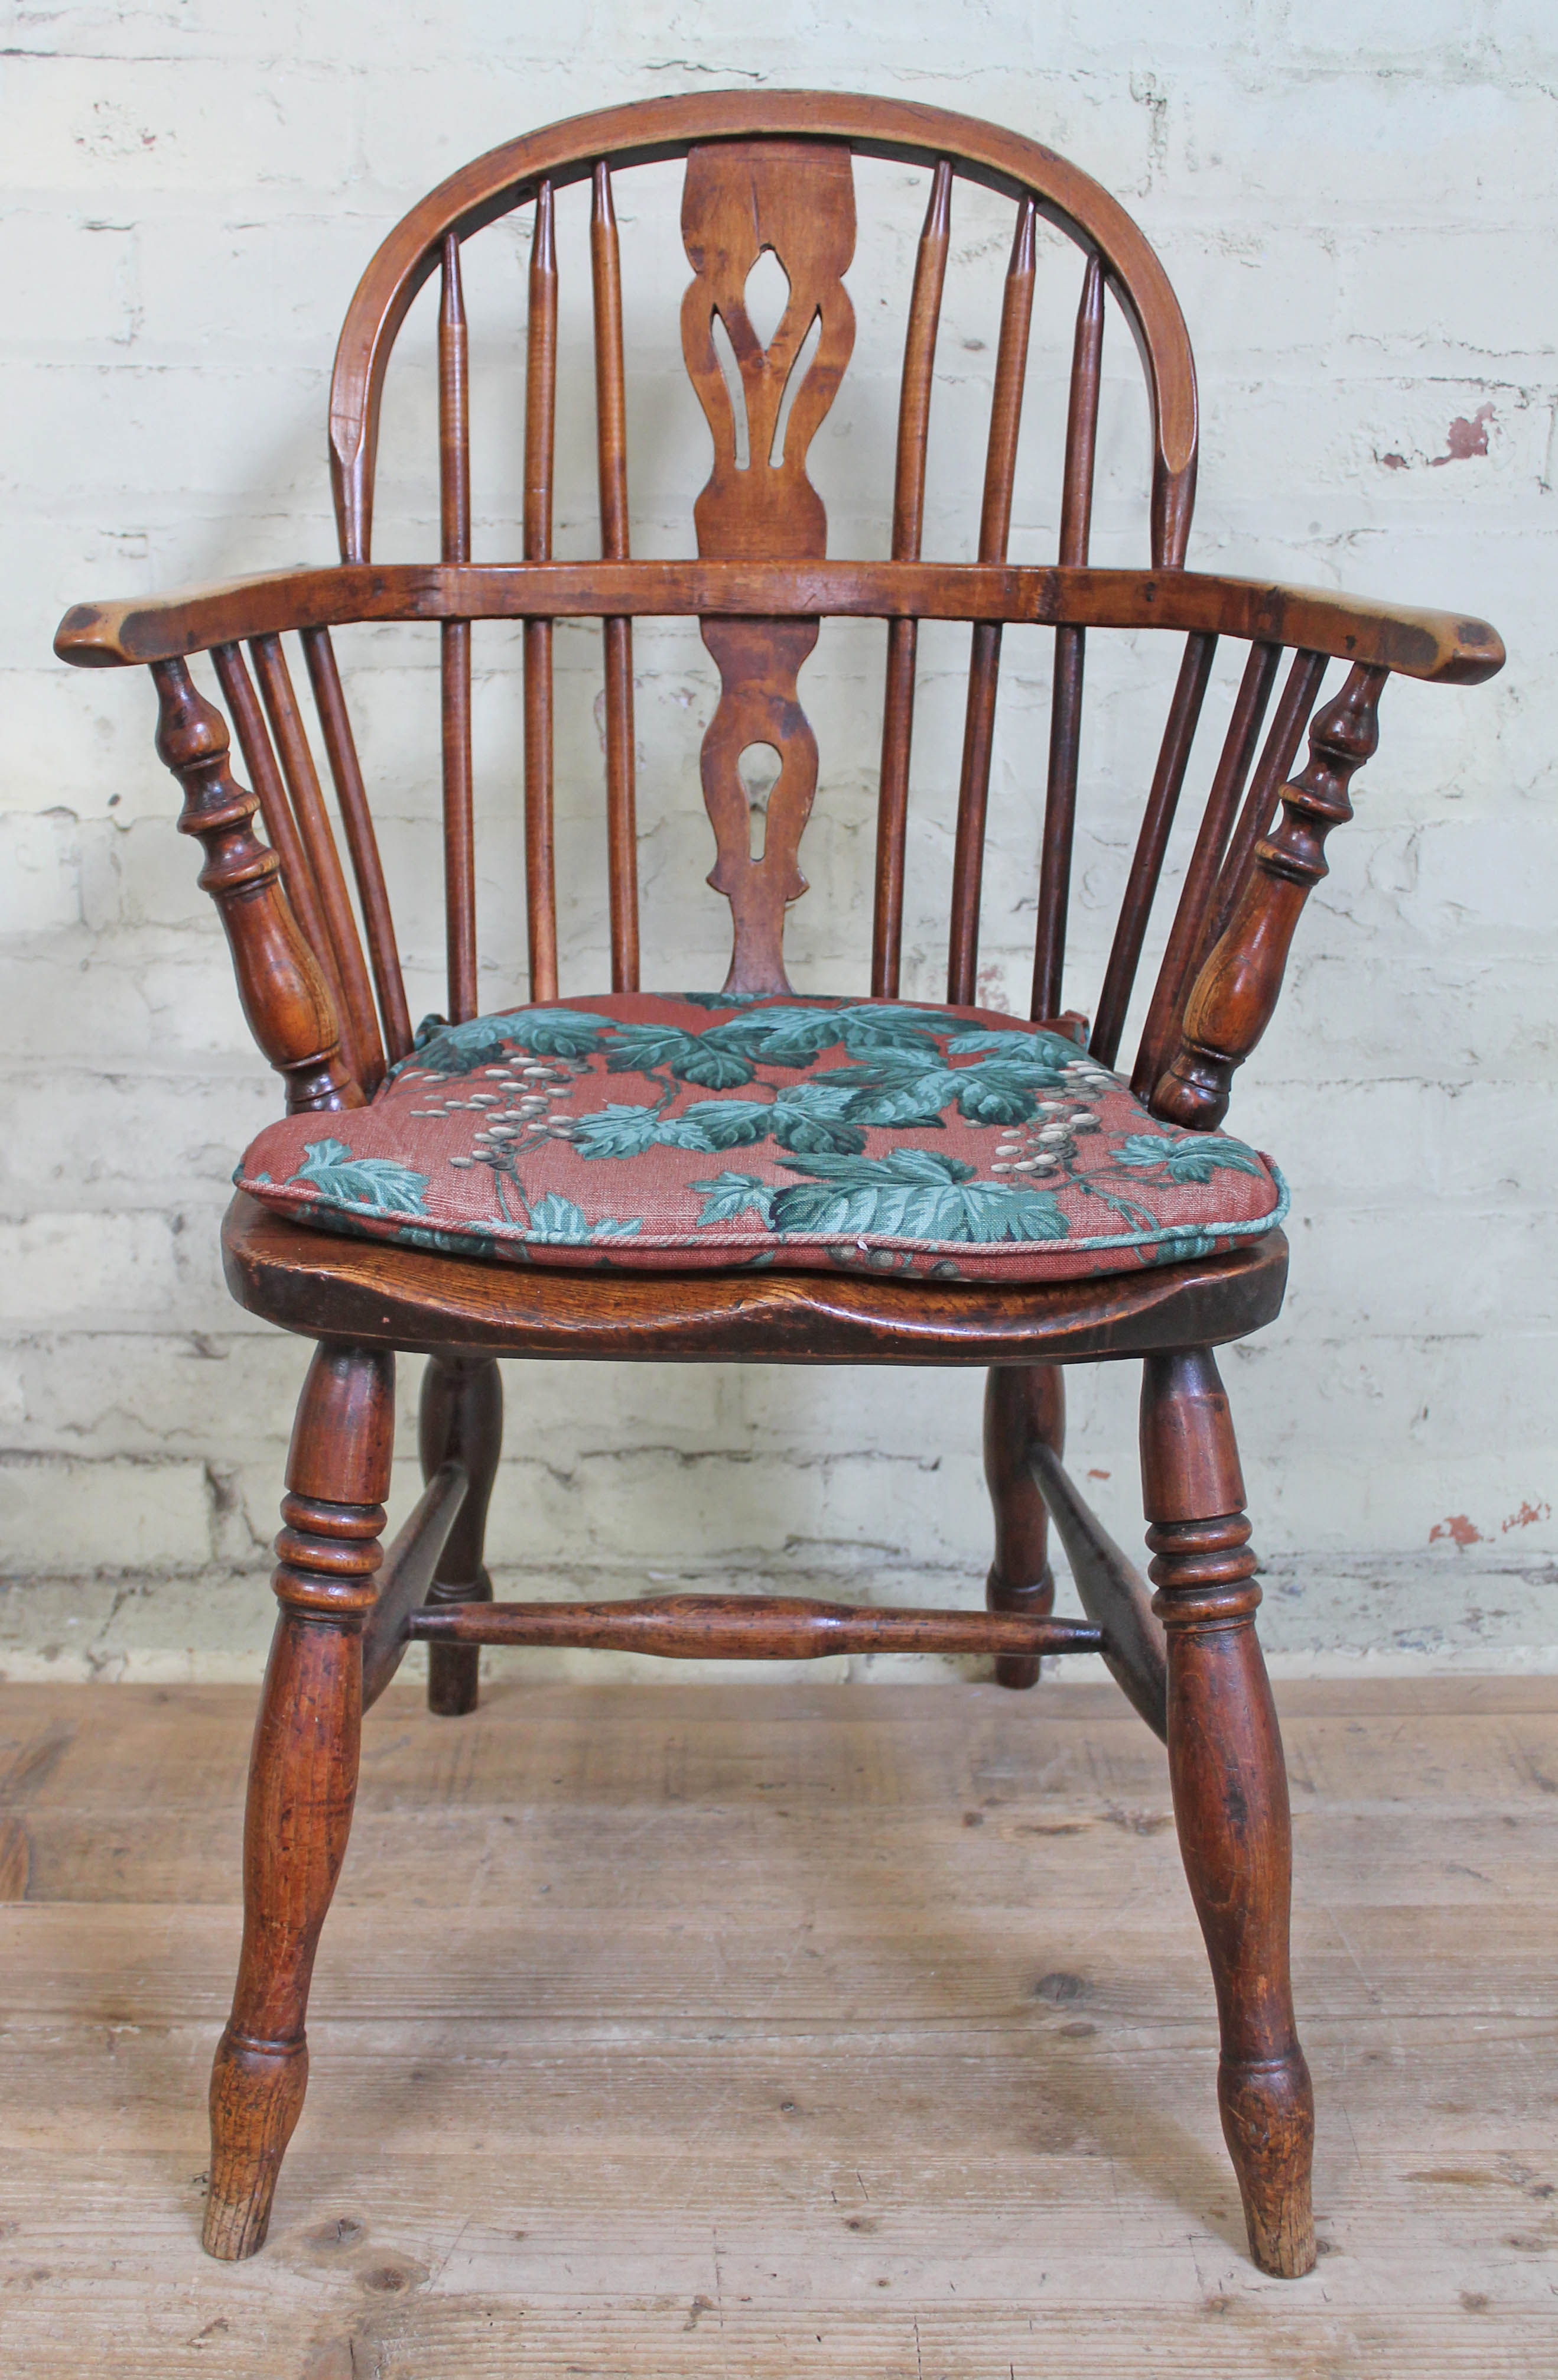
[239, 992, 1286, 1282]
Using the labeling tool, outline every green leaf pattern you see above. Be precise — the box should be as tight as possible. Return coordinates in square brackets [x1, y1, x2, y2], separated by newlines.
[264, 997, 1283, 1271]
[761, 1151, 1068, 1245]
[1114, 1131, 1264, 1185]
[292, 1138, 430, 1216]
[528, 1193, 641, 1245]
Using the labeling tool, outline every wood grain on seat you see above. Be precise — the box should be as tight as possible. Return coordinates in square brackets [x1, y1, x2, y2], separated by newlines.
[221, 1191, 1289, 1363]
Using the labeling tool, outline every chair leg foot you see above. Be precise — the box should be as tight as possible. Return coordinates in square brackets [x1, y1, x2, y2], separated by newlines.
[1141, 1347, 1316, 2280]
[420, 1355, 503, 1717]
[1219, 2053, 1316, 2277]
[203, 2032, 308, 2259]
[203, 1342, 393, 2260]
[983, 1365, 1064, 1689]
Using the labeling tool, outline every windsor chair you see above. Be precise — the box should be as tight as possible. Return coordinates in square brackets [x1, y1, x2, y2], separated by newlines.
[56, 90, 1502, 2278]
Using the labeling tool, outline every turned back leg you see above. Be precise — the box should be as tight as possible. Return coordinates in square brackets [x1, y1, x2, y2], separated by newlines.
[1141, 1347, 1315, 2278]
[204, 1340, 394, 2259]
[983, 1364, 1065, 1690]
[419, 1353, 503, 1716]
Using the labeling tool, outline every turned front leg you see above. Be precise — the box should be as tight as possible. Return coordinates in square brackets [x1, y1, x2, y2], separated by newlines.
[1140, 1347, 1315, 2278]
[204, 1341, 393, 2260]
[983, 1365, 1065, 1690]
[419, 1353, 503, 1716]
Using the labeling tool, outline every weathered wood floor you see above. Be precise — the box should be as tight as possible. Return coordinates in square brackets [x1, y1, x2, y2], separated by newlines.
[1, 1676, 1554, 2375]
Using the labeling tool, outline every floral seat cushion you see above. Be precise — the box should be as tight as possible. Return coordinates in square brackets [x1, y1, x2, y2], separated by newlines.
[236, 992, 1288, 1284]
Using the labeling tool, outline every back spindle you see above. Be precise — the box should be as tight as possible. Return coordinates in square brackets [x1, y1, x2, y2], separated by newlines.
[591, 163, 640, 993]
[524, 180, 560, 1003]
[1198, 647, 1329, 970]
[1031, 251, 1104, 1021]
[1131, 639, 1280, 1100]
[438, 231, 477, 1023]
[249, 632, 382, 1090]
[948, 194, 1037, 1006]
[300, 626, 414, 1067]
[872, 157, 952, 999]
[212, 640, 342, 1037]
[1090, 629, 1218, 1070]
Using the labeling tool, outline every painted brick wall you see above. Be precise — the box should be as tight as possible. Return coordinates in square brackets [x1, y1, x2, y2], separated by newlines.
[2, 2, 1555, 1661]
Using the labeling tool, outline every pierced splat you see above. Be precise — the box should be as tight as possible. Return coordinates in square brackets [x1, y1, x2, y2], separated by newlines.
[680, 141, 856, 991]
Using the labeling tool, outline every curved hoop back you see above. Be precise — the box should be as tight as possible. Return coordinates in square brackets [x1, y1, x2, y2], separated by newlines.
[315, 88, 1217, 1027]
[328, 90, 1198, 571]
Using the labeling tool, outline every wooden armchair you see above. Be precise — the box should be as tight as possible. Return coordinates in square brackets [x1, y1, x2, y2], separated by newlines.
[56, 92, 1502, 2277]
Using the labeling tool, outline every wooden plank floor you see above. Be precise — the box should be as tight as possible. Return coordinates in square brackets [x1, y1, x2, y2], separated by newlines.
[1, 1677, 1555, 2376]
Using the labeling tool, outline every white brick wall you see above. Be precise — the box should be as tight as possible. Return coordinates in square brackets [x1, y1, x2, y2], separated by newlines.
[2, 2, 1555, 1664]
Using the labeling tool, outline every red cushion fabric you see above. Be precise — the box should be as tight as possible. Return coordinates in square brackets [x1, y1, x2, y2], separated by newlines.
[236, 992, 1287, 1283]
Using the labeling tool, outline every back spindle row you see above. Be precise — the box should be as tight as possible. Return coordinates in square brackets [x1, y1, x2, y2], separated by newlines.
[209, 165, 1336, 1124]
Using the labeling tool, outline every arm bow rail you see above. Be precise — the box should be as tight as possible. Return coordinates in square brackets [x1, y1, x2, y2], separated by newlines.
[56, 564, 1504, 687]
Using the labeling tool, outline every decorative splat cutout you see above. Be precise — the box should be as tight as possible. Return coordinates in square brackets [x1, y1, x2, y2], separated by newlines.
[770, 311, 822, 469]
[739, 739, 783, 859]
[708, 312, 752, 470]
[743, 247, 791, 352]
[680, 141, 857, 991]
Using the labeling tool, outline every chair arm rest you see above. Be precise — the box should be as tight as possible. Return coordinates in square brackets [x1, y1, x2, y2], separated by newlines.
[56, 564, 1505, 681]
[1144, 575, 1504, 686]
[54, 568, 373, 667]
[1146, 578, 1503, 1126]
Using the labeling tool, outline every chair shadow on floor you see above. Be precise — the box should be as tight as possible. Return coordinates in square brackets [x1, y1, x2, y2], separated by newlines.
[279, 1677, 1254, 2266]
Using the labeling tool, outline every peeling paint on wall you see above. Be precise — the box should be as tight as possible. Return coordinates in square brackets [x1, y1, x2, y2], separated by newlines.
[1432, 404, 1495, 466]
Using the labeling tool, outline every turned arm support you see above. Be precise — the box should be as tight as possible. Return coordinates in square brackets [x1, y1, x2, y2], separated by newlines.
[1152, 663, 1387, 1131]
[151, 658, 362, 1114]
